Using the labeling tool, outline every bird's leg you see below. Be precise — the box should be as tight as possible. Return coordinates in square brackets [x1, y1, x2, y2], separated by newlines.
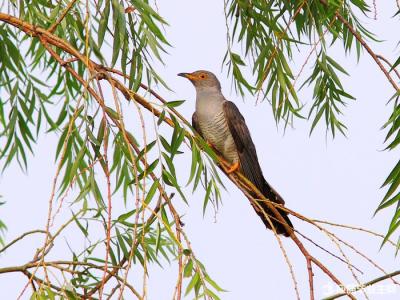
[226, 162, 240, 174]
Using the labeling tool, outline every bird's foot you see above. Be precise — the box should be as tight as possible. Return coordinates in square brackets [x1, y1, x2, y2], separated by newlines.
[226, 162, 240, 174]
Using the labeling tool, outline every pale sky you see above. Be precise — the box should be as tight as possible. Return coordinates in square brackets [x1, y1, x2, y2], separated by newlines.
[1, 1, 400, 299]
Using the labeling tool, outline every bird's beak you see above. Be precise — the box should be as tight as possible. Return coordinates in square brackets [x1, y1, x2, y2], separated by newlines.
[177, 72, 197, 81]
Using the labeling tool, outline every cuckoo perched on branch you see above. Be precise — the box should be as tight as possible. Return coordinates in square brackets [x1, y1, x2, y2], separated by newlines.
[178, 70, 293, 236]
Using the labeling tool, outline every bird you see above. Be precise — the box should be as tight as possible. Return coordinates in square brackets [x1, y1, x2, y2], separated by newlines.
[178, 70, 293, 236]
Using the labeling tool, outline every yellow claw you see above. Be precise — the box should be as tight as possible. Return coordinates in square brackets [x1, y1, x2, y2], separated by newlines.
[226, 162, 240, 174]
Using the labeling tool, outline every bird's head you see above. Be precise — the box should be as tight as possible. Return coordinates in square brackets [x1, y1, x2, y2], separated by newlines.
[178, 70, 221, 91]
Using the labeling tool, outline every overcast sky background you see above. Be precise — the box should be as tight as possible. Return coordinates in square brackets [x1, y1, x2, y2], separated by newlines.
[1, 1, 400, 299]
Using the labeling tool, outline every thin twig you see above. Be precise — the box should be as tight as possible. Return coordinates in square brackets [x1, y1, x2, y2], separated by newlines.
[373, 0, 377, 20]
[319, 0, 399, 92]
[106, 284, 121, 300]
[293, 14, 338, 88]
[48, 0, 79, 33]
[0, 230, 47, 254]
[313, 219, 398, 248]
[99, 105, 113, 298]
[225, 170, 354, 299]
[48, 0, 77, 33]
[296, 230, 363, 274]
[307, 258, 315, 300]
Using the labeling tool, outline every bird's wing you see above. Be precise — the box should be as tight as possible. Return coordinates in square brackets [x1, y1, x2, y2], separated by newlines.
[192, 112, 204, 138]
[223, 100, 285, 205]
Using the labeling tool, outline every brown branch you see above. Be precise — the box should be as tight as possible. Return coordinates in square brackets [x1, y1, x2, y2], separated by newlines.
[242, 188, 301, 299]
[307, 258, 315, 300]
[275, 203, 400, 288]
[313, 219, 398, 248]
[332, 231, 400, 286]
[107, 284, 121, 300]
[337, 14, 399, 91]
[48, 0, 79, 33]
[99, 106, 113, 298]
[373, 0, 377, 20]
[93, 64, 191, 128]
[2, 263, 89, 298]
[22, 270, 74, 298]
[318, 0, 399, 92]
[31, 212, 80, 264]
[22, 271, 37, 293]
[0, 230, 47, 254]
[296, 230, 363, 274]
[224, 168, 354, 299]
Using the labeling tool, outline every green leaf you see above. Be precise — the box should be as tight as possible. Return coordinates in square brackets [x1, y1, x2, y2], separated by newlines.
[98, 0, 110, 48]
[144, 179, 159, 204]
[157, 110, 166, 126]
[309, 105, 326, 135]
[391, 55, 400, 72]
[185, 272, 200, 296]
[203, 181, 213, 216]
[117, 209, 136, 222]
[166, 100, 185, 108]
[183, 259, 193, 278]
[326, 56, 349, 75]
[155, 222, 162, 255]
[72, 211, 88, 237]
[187, 142, 199, 185]
[205, 274, 225, 292]
[112, 0, 126, 43]
[116, 227, 129, 258]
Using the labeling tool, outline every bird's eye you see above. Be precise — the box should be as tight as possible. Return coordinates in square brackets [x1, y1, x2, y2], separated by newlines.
[200, 74, 206, 79]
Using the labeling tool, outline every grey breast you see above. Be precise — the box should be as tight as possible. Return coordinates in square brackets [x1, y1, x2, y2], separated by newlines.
[197, 102, 239, 164]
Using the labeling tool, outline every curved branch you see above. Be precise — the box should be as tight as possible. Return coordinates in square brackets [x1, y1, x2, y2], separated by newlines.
[319, 0, 399, 92]
[0, 230, 47, 254]
[48, 0, 79, 33]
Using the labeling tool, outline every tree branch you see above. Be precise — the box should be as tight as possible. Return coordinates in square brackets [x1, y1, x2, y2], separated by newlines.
[48, 0, 79, 33]
[0, 230, 47, 254]
[319, 0, 399, 92]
